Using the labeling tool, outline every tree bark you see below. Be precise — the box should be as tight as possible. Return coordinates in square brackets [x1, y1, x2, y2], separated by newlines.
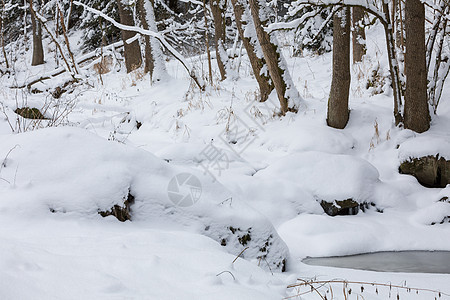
[29, 0, 44, 66]
[231, 0, 273, 102]
[137, 0, 154, 75]
[249, 0, 299, 114]
[351, 7, 366, 63]
[396, 0, 405, 50]
[327, 8, 350, 129]
[210, 0, 227, 80]
[202, 0, 213, 85]
[0, 0, 9, 69]
[404, 0, 430, 133]
[116, 0, 142, 73]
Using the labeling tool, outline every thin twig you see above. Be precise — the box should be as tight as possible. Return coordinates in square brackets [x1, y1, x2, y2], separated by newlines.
[216, 270, 235, 280]
[232, 247, 249, 264]
[287, 279, 450, 296]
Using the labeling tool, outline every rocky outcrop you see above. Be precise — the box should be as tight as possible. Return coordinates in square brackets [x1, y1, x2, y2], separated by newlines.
[399, 155, 450, 188]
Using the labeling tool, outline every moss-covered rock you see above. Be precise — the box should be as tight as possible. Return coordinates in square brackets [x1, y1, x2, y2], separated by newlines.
[14, 107, 47, 119]
[399, 155, 450, 188]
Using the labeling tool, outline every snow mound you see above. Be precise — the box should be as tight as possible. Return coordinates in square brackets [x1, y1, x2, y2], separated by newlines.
[255, 151, 380, 204]
[412, 201, 450, 225]
[398, 134, 450, 162]
[287, 125, 355, 154]
[0, 127, 289, 272]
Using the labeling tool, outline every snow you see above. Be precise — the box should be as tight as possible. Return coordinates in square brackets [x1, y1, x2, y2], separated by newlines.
[399, 134, 450, 162]
[1, 12, 450, 300]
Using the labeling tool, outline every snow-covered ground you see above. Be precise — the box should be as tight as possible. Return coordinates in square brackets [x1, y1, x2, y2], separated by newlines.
[1, 25, 450, 299]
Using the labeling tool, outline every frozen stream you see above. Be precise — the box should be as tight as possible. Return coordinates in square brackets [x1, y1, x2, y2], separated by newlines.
[302, 251, 450, 274]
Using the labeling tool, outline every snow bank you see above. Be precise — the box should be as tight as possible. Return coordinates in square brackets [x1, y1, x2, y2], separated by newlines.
[0, 127, 288, 272]
[398, 134, 450, 162]
[254, 151, 380, 204]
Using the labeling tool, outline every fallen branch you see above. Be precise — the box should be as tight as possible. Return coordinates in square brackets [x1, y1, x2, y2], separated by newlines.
[12, 40, 125, 89]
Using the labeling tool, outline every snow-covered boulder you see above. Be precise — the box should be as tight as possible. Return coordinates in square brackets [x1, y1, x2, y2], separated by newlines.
[412, 192, 450, 226]
[0, 127, 289, 272]
[398, 135, 450, 188]
[254, 152, 381, 216]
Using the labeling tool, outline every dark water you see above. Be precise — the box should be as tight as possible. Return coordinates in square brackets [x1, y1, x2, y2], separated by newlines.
[302, 251, 450, 274]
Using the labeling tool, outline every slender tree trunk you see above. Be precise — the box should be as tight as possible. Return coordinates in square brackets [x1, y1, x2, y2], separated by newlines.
[144, 0, 167, 82]
[116, 0, 142, 73]
[327, 8, 350, 129]
[404, 0, 430, 133]
[137, 0, 167, 82]
[0, 0, 9, 69]
[29, 0, 44, 66]
[202, 0, 213, 85]
[137, 0, 154, 75]
[249, 0, 300, 114]
[380, 2, 403, 125]
[397, 0, 405, 50]
[57, 3, 78, 74]
[66, 0, 73, 30]
[351, 7, 366, 63]
[231, 0, 273, 102]
[210, 0, 227, 80]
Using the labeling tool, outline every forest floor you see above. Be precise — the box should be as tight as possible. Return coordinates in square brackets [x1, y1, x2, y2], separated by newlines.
[1, 26, 450, 299]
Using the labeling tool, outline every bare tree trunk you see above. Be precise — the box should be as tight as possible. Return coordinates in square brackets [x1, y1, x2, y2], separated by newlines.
[202, 0, 213, 85]
[210, 0, 227, 80]
[231, 0, 273, 102]
[380, 2, 403, 126]
[351, 6, 366, 63]
[116, 0, 142, 73]
[0, 0, 9, 69]
[29, 0, 44, 66]
[249, 0, 300, 114]
[428, 3, 449, 114]
[327, 8, 350, 129]
[57, 2, 78, 74]
[404, 0, 430, 133]
[397, 0, 405, 50]
[137, 0, 154, 75]
[66, 0, 73, 29]
[137, 0, 167, 82]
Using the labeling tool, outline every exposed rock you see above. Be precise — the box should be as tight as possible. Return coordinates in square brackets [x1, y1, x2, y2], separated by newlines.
[431, 216, 450, 225]
[439, 196, 449, 203]
[320, 199, 359, 216]
[98, 192, 135, 222]
[320, 199, 380, 216]
[14, 107, 47, 119]
[399, 155, 450, 188]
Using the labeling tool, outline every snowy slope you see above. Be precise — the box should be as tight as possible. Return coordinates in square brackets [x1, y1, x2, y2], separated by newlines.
[0, 20, 450, 300]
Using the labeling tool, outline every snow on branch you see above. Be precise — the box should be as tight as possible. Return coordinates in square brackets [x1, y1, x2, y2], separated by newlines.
[73, 1, 205, 90]
[268, 0, 389, 34]
[267, 10, 317, 32]
[290, 0, 387, 24]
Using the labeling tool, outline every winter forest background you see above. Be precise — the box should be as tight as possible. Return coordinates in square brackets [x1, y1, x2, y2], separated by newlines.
[0, 0, 450, 299]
